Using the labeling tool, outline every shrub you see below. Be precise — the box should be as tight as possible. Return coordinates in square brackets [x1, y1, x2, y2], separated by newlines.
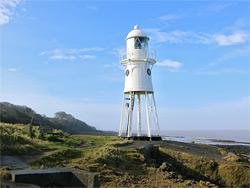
[47, 135, 62, 142]
[0, 168, 11, 180]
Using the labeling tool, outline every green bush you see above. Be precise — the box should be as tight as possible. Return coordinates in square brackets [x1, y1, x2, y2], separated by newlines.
[0, 167, 11, 180]
[47, 135, 62, 142]
[28, 132, 36, 138]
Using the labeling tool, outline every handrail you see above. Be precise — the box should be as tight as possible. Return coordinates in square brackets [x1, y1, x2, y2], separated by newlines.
[119, 48, 156, 62]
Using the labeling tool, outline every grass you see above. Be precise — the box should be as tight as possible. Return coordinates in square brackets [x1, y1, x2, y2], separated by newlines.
[0, 123, 133, 170]
[31, 148, 82, 168]
[0, 167, 11, 180]
[1, 123, 249, 188]
[0, 123, 82, 156]
[0, 123, 51, 155]
[159, 147, 250, 187]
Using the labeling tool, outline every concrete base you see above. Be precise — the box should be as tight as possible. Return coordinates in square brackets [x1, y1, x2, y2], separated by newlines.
[122, 136, 162, 141]
[10, 168, 99, 188]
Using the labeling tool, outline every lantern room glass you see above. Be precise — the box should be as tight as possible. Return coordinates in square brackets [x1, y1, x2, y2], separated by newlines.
[134, 37, 148, 49]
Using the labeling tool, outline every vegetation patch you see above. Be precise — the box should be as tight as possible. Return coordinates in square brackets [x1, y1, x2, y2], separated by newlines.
[31, 148, 82, 168]
[0, 167, 11, 180]
[159, 146, 250, 187]
[0, 123, 83, 156]
[218, 163, 250, 187]
[0, 123, 50, 155]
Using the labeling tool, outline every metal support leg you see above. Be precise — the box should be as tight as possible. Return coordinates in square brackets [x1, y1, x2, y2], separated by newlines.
[130, 92, 135, 137]
[145, 92, 151, 137]
[128, 92, 134, 137]
[152, 93, 160, 136]
[137, 94, 141, 136]
[119, 94, 126, 137]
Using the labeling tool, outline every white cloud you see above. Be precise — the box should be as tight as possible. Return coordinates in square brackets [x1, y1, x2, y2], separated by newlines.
[145, 28, 249, 46]
[156, 59, 183, 72]
[209, 47, 249, 66]
[40, 47, 104, 56]
[7, 68, 17, 71]
[213, 31, 249, 46]
[207, 3, 232, 12]
[40, 47, 103, 61]
[157, 59, 183, 71]
[79, 55, 96, 59]
[68, 47, 104, 54]
[0, 0, 22, 26]
[50, 55, 76, 61]
[85, 5, 98, 10]
[153, 14, 184, 22]
[145, 29, 191, 43]
[0, 12, 10, 25]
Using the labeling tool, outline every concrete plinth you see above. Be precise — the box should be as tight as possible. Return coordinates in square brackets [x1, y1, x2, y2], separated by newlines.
[122, 136, 162, 141]
[10, 168, 99, 188]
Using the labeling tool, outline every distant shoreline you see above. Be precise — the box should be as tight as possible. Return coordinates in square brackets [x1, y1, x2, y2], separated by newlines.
[162, 136, 250, 146]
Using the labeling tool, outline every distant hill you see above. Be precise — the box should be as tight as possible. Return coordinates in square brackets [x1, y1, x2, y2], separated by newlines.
[0, 102, 115, 135]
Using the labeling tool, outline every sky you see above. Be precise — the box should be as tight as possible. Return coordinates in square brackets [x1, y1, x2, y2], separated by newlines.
[1, 0, 249, 132]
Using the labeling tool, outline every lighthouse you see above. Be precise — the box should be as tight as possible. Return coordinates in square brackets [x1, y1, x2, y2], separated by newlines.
[119, 25, 161, 141]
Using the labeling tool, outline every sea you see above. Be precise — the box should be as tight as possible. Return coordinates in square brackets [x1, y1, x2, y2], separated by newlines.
[159, 130, 250, 146]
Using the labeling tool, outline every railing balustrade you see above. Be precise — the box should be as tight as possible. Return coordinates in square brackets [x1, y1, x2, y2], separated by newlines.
[119, 48, 156, 62]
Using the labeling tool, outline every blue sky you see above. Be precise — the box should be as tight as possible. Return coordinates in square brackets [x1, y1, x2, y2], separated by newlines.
[1, 0, 249, 131]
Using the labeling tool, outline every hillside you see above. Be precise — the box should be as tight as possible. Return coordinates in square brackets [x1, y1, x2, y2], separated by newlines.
[0, 102, 109, 135]
[1, 123, 249, 188]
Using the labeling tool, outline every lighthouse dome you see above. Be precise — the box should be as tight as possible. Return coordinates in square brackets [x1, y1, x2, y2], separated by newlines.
[125, 25, 149, 41]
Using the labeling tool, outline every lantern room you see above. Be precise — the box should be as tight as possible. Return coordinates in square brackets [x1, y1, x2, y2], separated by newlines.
[125, 25, 149, 59]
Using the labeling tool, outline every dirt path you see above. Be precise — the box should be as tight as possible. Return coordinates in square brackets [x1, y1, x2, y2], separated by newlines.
[119, 140, 225, 160]
[19, 139, 88, 164]
[1, 139, 91, 168]
[19, 149, 58, 164]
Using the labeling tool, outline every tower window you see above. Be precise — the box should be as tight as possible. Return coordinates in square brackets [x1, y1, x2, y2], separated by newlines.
[147, 68, 151, 76]
[134, 37, 148, 49]
[126, 69, 130, 76]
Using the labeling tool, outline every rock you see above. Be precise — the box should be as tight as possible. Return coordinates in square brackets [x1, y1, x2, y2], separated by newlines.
[223, 154, 248, 162]
[185, 180, 192, 186]
[177, 175, 183, 179]
[158, 162, 171, 172]
[169, 171, 178, 179]
[218, 148, 228, 155]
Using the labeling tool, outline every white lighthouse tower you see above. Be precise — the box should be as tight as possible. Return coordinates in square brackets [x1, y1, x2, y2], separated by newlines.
[119, 25, 161, 141]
